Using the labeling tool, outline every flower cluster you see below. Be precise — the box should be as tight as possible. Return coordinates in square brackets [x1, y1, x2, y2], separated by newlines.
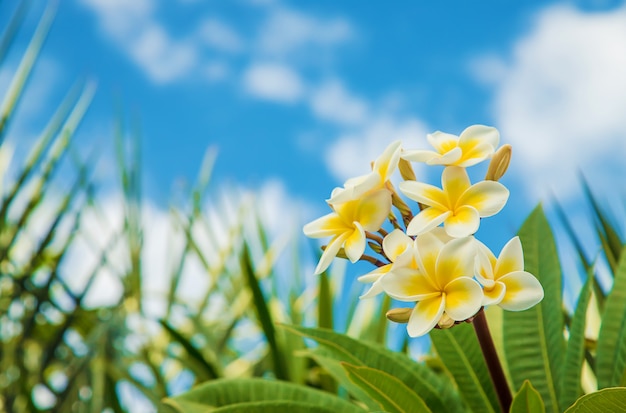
[304, 125, 544, 337]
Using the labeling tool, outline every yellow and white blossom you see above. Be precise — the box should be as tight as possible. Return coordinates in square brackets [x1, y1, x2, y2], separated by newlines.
[475, 237, 544, 311]
[381, 234, 483, 337]
[402, 125, 499, 167]
[303, 189, 392, 274]
[329, 140, 402, 204]
[399, 166, 509, 238]
[359, 228, 452, 298]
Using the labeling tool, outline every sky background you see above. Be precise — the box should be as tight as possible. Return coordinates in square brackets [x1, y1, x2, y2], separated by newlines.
[1, 0, 626, 309]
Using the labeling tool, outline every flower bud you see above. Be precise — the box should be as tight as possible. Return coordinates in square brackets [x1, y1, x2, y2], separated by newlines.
[437, 313, 455, 329]
[485, 144, 512, 181]
[398, 157, 417, 181]
[386, 307, 412, 323]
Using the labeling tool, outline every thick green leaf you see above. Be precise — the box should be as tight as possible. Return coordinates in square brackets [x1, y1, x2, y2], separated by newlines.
[342, 363, 432, 413]
[430, 322, 500, 413]
[160, 378, 365, 413]
[213, 401, 354, 413]
[503, 205, 565, 413]
[510, 380, 545, 413]
[281, 324, 464, 413]
[560, 271, 593, 408]
[563, 387, 626, 412]
[596, 246, 626, 388]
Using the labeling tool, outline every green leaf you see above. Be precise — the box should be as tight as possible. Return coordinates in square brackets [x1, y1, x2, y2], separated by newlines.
[160, 378, 365, 413]
[281, 324, 464, 413]
[318, 272, 333, 329]
[503, 204, 565, 413]
[560, 270, 593, 408]
[563, 387, 626, 412]
[212, 401, 354, 413]
[510, 380, 545, 413]
[430, 322, 500, 413]
[241, 244, 288, 380]
[596, 245, 626, 388]
[342, 363, 432, 413]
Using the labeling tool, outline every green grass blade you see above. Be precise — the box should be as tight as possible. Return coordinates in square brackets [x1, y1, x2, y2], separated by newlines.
[560, 269, 593, 408]
[0, 1, 56, 141]
[318, 272, 333, 329]
[0, 1, 31, 66]
[596, 245, 626, 388]
[430, 322, 500, 413]
[241, 244, 288, 380]
[503, 204, 565, 413]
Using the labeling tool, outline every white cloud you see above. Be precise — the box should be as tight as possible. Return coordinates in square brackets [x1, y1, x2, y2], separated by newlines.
[477, 5, 626, 199]
[310, 79, 369, 125]
[80, 0, 197, 84]
[198, 18, 244, 53]
[257, 8, 353, 56]
[204, 60, 230, 82]
[325, 116, 428, 182]
[243, 62, 305, 103]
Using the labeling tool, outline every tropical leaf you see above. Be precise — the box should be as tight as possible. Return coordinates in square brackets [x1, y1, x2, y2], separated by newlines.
[160, 378, 365, 413]
[560, 270, 593, 408]
[281, 324, 465, 413]
[563, 387, 626, 413]
[503, 204, 565, 413]
[342, 363, 432, 413]
[596, 245, 626, 388]
[510, 380, 545, 413]
[430, 322, 500, 413]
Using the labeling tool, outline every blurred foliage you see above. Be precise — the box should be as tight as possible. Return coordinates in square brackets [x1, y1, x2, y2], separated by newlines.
[2, 2, 626, 413]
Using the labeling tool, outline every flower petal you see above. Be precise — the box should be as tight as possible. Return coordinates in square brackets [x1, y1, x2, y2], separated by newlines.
[407, 295, 445, 337]
[398, 181, 448, 210]
[401, 149, 440, 163]
[359, 277, 387, 299]
[328, 172, 380, 204]
[356, 189, 392, 231]
[303, 213, 346, 238]
[314, 232, 350, 274]
[427, 131, 459, 154]
[415, 231, 445, 279]
[435, 237, 476, 288]
[494, 236, 524, 279]
[374, 140, 402, 182]
[444, 277, 483, 321]
[474, 240, 496, 284]
[441, 166, 471, 206]
[482, 281, 506, 306]
[426, 147, 462, 166]
[456, 142, 496, 167]
[382, 229, 412, 261]
[344, 221, 366, 262]
[458, 180, 509, 217]
[498, 271, 544, 311]
[357, 265, 391, 284]
[458, 124, 499, 150]
[381, 267, 440, 302]
[406, 208, 451, 236]
[444, 205, 480, 238]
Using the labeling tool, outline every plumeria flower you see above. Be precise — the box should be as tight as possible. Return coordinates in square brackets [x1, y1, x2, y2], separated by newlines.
[475, 237, 544, 311]
[381, 234, 483, 337]
[329, 140, 402, 204]
[402, 125, 499, 167]
[303, 189, 392, 274]
[359, 228, 451, 298]
[399, 166, 509, 238]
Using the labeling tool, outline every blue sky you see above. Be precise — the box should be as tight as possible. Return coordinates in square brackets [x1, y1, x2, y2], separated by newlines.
[2, 0, 626, 308]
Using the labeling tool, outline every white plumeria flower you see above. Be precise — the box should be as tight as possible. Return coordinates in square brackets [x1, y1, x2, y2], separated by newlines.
[475, 237, 544, 311]
[359, 228, 452, 298]
[402, 125, 499, 167]
[303, 189, 392, 274]
[399, 166, 509, 238]
[382, 234, 483, 337]
[329, 140, 402, 204]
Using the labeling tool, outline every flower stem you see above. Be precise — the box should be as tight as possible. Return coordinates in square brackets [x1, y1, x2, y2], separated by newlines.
[472, 309, 512, 413]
